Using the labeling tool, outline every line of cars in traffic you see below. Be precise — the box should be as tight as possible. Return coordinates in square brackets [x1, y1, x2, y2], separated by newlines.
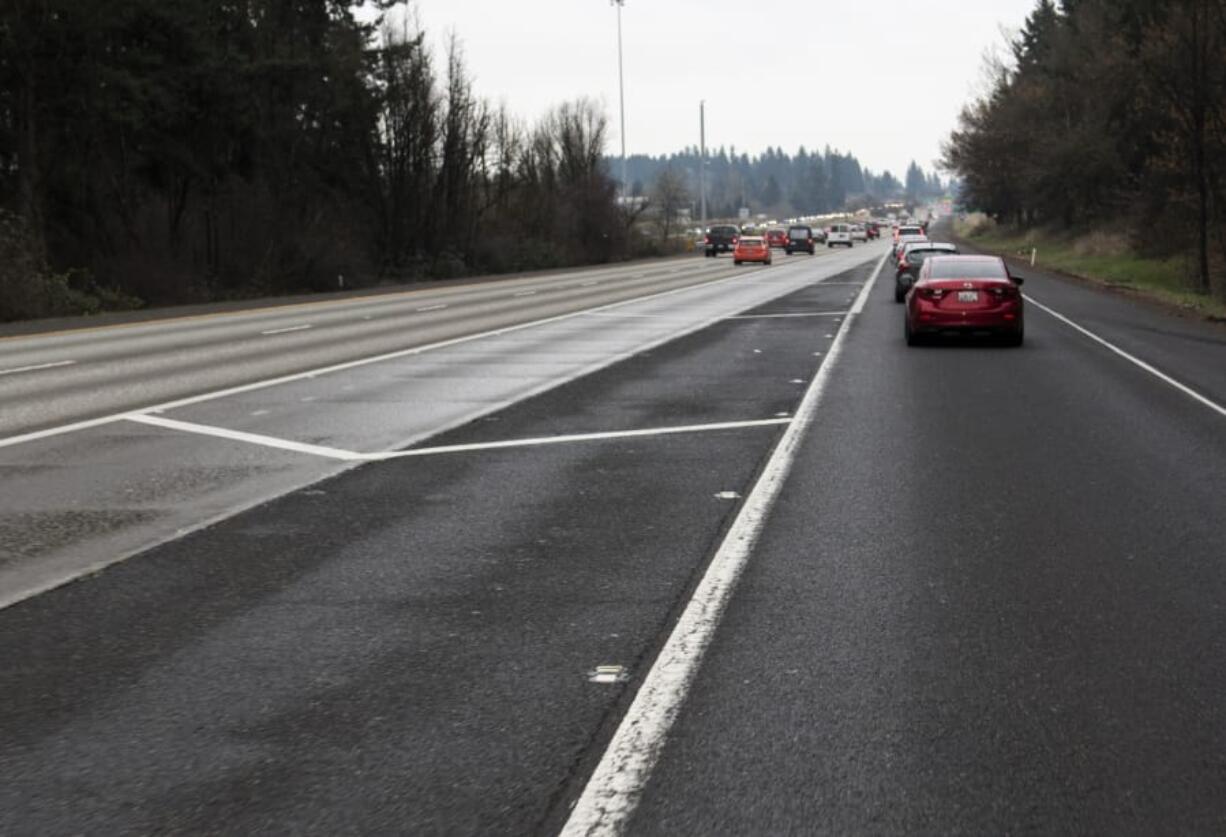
[704, 221, 881, 265]
[702, 214, 1024, 344]
[889, 222, 1025, 347]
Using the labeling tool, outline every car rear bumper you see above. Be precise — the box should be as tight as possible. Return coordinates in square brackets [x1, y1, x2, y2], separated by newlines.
[910, 311, 1022, 333]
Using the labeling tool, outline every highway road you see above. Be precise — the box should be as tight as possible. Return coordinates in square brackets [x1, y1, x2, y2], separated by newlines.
[2, 236, 1226, 833]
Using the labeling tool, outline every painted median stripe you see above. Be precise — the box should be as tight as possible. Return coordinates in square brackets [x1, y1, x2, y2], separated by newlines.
[121, 415, 792, 461]
[559, 250, 890, 837]
[126, 414, 364, 460]
[0, 274, 754, 452]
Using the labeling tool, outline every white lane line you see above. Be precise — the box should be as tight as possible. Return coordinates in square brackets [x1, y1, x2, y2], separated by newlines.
[514, 290, 538, 297]
[416, 304, 448, 313]
[581, 281, 598, 287]
[0, 359, 76, 377]
[261, 324, 313, 336]
[1026, 294, 1226, 419]
[560, 249, 889, 837]
[373, 418, 792, 459]
[125, 414, 365, 461]
[0, 273, 757, 452]
[120, 416, 792, 461]
[727, 311, 847, 320]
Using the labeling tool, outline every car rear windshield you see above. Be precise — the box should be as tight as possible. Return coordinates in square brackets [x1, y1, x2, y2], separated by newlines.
[899, 226, 923, 235]
[710, 226, 738, 235]
[741, 237, 764, 245]
[929, 259, 1008, 279]
[788, 228, 810, 239]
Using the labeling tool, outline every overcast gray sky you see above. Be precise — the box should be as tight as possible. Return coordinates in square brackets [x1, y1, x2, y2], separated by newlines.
[394, 0, 1037, 178]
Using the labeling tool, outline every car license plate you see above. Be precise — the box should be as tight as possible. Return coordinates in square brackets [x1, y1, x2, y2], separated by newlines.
[957, 291, 979, 302]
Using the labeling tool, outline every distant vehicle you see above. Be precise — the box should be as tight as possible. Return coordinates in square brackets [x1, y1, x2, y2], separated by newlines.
[733, 236, 772, 266]
[827, 223, 854, 248]
[894, 224, 924, 242]
[765, 228, 788, 249]
[894, 242, 959, 302]
[904, 255, 1024, 346]
[785, 225, 816, 255]
[892, 233, 928, 263]
[865, 222, 880, 240]
[704, 224, 740, 257]
[851, 224, 868, 242]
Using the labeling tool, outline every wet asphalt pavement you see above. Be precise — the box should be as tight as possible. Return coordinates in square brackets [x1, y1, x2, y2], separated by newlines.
[3, 243, 1226, 833]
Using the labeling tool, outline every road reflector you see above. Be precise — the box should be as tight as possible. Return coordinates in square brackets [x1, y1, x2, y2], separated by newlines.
[588, 665, 629, 684]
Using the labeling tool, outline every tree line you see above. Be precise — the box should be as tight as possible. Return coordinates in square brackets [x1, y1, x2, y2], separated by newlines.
[942, 0, 1226, 298]
[623, 147, 946, 221]
[0, 0, 623, 321]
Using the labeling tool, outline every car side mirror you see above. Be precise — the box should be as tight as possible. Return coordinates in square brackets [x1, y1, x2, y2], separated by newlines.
[1010, 274, 1025, 285]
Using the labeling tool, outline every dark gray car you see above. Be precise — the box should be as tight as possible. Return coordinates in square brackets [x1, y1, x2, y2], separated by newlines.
[894, 242, 959, 301]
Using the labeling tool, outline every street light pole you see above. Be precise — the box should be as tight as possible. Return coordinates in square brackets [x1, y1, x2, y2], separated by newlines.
[612, 0, 627, 202]
[699, 100, 707, 227]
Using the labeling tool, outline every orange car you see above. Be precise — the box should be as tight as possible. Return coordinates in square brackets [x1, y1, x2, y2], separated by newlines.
[733, 236, 772, 266]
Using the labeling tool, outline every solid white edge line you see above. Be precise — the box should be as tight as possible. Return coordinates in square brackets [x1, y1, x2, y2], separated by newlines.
[559, 250, 889, 837]
[125, 414, 365, 460]
[371, 418, 792, 460]
[0, 359, 77, 377]
[1025, 294, 1226, 419]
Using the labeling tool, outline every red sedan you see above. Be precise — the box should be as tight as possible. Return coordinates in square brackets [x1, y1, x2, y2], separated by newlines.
[765, 228, 788, 249]
[904, 255, 1024, 346]
[733, 236, 772, 266]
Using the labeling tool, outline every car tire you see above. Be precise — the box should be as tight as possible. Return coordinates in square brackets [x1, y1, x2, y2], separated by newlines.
[1002, 326, 1024, 347]
[734, 259, 741, 265]
[905, 317, 920, 346]
[894, 285, 906, 303]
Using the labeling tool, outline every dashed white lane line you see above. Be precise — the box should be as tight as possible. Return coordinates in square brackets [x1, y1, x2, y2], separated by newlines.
[261, 324, 313, 336]
[1026, 294, 1226, 419]
[415, 304, 448, 313]
[120, 415, 793, 461]
[514, 290, 538, 297]
[0, 359, 76, 377]
[559, 249, 890, 837]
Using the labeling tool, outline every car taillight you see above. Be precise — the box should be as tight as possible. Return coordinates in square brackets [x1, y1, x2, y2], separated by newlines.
[898, 259, 909, 270]
[704, 235, 710, 244]
[732, 237, 739, 244]
[990, 285, 1019, 299]
[917, 287, 943, 300]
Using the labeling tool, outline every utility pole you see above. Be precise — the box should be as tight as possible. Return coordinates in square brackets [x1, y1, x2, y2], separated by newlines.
[612, 0, 627, 202]
[699, 100, 707, 226]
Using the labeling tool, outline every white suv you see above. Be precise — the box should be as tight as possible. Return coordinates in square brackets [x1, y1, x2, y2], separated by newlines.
[827, 223, 853, 248]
